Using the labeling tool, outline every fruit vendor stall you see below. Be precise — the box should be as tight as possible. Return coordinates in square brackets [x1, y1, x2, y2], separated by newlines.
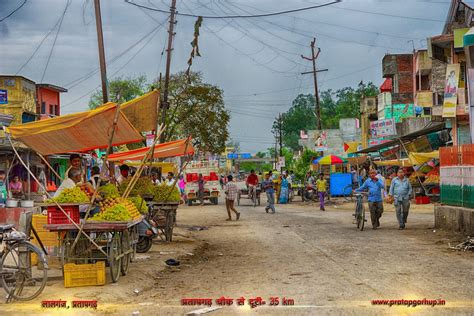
[108, 138, 194, 244]
[2, 91, 166, 287]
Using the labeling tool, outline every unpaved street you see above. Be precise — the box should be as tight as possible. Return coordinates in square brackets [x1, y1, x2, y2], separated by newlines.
[1, 200, 473, 315]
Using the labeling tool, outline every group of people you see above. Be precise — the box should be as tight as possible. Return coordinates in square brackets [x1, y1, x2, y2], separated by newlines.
[355, 168, 413, 230]
[0, 171, 23, 204]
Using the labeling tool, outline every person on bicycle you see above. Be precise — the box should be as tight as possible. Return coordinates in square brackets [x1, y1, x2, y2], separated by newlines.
[246, 169, 259, 199]
[354, 169, 384, 229]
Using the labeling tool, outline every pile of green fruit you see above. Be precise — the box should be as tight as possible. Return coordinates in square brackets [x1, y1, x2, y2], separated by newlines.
[151, 183, 180, 202]
[129, 196, 148, 214]
[47, 187, 90, 204]
[90, 203, 132, 221]
[98, 184, 119, 199]
[118, 177, 154, 197]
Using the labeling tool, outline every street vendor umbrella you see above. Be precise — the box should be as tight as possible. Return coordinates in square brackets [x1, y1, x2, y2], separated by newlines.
[313, 155, 347, 165]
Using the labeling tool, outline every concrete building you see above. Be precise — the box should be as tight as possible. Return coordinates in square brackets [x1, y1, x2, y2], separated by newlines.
[0, 76, 37, 125]
[36, 84, 68, 118]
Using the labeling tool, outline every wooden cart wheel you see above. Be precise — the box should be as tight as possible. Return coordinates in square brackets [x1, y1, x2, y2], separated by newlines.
[258, 193, 261, 206]
[165, 210, 176, 242]
[129, 226, 138, 262]
[120, 230, 131, 276]
[109, 232, 122, 283]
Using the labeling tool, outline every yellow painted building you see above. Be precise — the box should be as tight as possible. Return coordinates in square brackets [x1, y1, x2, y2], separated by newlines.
[0, 76, 37, 125]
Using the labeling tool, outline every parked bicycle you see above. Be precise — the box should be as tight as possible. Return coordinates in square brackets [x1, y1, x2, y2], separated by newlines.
[353, 193, 368, 231]
[0, 224, 48, 301]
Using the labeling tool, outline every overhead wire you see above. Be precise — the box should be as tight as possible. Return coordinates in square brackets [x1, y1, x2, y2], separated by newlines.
[0, 0, 28, 23]
[125, 0, 341, 19]
[40, 0, 71, 83]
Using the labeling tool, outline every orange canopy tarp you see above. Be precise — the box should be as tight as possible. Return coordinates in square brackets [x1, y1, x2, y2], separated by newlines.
[6, 103, 143, 155]
[108, 138, 194, 162]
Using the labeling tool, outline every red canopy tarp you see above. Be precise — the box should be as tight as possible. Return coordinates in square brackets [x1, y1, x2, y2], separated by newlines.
[107, 138, 194, 162]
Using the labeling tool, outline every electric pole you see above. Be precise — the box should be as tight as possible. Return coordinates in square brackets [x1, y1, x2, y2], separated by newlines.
[279, 113, 283, 172]
[94, 0, 108, 104]
[161, 0, 178, 141]
[301, 37, 327, 131]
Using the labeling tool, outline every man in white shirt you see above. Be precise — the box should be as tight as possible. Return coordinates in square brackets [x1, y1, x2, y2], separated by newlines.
[54, 168, 82, 197]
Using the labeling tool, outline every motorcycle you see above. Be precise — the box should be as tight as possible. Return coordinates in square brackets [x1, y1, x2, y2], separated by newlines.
[136, 198, 159, 253]
[302, 185, 318, 202]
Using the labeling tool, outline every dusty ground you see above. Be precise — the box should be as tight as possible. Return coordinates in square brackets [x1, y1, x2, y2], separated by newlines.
[0, 198, 473, 315]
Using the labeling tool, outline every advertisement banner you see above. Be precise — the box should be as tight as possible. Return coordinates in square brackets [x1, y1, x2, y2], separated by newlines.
[343, 142, 362, 153]
[468, 69, 474, 143]
[370, 118, 396, 138]
[416, 91, 433, 107]
[314, 130, 328, 152]
[443, 63, 460, 118]
[0, 90, 7, 105]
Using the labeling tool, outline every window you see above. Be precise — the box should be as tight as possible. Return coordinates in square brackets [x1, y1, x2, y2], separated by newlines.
[55, 105, 59, 116]
[41, 102, 46, 114]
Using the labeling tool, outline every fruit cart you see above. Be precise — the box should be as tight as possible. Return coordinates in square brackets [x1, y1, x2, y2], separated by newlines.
[44, 217, 142, 283]
[147, 201, 179, 242]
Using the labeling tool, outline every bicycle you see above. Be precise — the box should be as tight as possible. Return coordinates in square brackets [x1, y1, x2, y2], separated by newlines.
[353, 193, 368, 231]
[248, 185, 257, 207]
[0, 224, 48, 301]
[343, 184, 354, 202]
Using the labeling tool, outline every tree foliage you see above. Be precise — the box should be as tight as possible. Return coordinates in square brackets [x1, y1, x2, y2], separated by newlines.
[89, 75, 147, 109]
[276, 82, 379, 151]
[87, 72, 230, 154]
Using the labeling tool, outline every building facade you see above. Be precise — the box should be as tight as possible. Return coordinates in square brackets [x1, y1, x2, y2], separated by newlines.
[36, 84, 67, 118]
[0, 76, 37, 125]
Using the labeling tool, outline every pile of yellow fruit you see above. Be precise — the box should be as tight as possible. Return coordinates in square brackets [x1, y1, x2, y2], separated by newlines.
[47, 187, 90, 204]
[98, 197, 141, 221]
[91, 204, 132, 222]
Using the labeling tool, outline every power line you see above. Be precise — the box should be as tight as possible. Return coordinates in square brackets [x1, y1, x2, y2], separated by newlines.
[15, 9, 64, 75]
[40, 0, 71, 83]
[0, 0, 27, 22]
[124, 0, 341, 19]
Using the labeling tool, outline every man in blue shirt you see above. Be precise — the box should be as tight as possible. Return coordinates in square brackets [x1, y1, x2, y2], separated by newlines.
[355, 169, 385, 229]
[389, 169, 413, 229]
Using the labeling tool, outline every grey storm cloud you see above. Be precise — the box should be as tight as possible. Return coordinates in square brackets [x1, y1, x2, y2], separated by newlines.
[0, 0, 462, 152]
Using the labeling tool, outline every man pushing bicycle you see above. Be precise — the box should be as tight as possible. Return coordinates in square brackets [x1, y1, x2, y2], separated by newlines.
[354, 169, 385, 230]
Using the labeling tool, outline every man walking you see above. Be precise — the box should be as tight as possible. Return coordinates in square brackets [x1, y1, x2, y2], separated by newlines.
[355, 169, 385, 229]
[224, 175, 240, 221]
[263, 173, 276, 213]
[389, 169, 413, 229]
[316, 173, 328, 211]
[197, 173, 205, 205]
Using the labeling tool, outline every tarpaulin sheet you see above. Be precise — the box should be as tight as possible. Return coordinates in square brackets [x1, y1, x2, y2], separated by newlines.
[108, 138, 194, 162]
[374, 159, 412, 167]
[120, 90, 159, 132]
[6, 103, 143, 155]
[408, 150, 439, 165]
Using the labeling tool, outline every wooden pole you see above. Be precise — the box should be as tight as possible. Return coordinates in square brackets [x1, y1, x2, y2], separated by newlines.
[94, 0, 109, 104]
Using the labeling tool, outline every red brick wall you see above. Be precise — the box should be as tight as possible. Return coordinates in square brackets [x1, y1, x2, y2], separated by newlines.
[37, 87, 60, 116]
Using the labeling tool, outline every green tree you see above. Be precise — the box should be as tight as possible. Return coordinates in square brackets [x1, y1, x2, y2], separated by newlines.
[88, 75, 147, 109]
[159, 71, 230, 154]
[294, 148, 319, 181]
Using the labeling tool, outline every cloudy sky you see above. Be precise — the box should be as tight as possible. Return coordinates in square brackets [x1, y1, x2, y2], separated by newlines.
[0, 0, 466, 153]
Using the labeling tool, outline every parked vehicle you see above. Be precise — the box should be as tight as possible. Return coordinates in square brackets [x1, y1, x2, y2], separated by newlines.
[184, 160, 221, 206]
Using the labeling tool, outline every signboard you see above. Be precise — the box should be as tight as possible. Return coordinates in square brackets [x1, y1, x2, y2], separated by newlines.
[239, 153, 251, 159]
[406, 135, 432, 153]
[368, 138, 391, 147]
[0, 90, 7, 105]
[146, 133, 154, 147]
[227, 153, 238, 159]
[468, 69, 474, 142]
[314, 130, 328, 152]
[343, 142, 362, 153]
[442, 63, 460, 118]
[416, 91, 433, 107]
[370, 118, 396, 138]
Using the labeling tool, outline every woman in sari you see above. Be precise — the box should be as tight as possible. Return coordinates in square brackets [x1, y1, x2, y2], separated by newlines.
[279, 173, 289, 204]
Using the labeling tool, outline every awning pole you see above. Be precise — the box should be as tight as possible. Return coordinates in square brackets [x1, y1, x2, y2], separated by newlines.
[27, 150, 31, 199]
[38, 153, 63, 181]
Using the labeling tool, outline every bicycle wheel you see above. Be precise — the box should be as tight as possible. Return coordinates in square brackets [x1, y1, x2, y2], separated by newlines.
[359, 203, 366, 231]
[252, 190, 257, 207]
[355, 199, 362, 229]
[0, 241, 47, 301]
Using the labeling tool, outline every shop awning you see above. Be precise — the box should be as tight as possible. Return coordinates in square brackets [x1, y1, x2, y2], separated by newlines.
[408, 150, 439, 165]
[6, 103, 143, 155]
[120, 90, 159, 132]
[374, 158, 412, 167]
[107, 138, 194, 162]
[346, 156, 369, 166]
[354, 122, 447, 154]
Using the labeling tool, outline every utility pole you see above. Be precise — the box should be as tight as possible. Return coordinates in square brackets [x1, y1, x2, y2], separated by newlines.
[161, 0, 178, 140]
[94, 0, 108, 104]
[278, 113, 283, 158]
[301, 37, 328, 131]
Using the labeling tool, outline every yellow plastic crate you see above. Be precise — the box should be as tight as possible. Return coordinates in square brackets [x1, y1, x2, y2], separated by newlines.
[63, 262, 106, 288]
[31, 214, 59, 248]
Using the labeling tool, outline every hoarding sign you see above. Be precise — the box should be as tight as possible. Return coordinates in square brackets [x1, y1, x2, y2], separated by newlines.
[0, 90, 7, 104]
[227, 153, 238, 159]
[370, 118, 396, 138]
[368, 138, 390, 147]
[314, 130, 328, 152]
[442, 63, 460, 118]
[239, 153, 251, 159]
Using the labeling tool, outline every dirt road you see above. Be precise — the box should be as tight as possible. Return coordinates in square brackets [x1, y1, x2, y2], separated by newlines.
[1, 199, 472, 315]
